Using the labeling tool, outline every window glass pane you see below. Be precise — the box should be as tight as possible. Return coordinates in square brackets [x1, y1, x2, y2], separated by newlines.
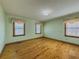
[65, 19, 79, 37]
[36, 24, 41, 33]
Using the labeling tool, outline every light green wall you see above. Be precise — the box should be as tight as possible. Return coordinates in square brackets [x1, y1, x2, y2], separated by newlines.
[5, 15, 43, 44]
[0, 5, 5, 53]
[44, 12, 79, 45]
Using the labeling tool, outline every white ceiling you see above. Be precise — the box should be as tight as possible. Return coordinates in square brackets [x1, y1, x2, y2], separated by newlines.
[1, 0, 79, 21]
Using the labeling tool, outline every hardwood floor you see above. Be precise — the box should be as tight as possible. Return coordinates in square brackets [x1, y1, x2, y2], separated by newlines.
[0, 37, 79, 59]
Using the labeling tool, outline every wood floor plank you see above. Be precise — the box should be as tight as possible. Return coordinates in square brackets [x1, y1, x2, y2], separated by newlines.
[1, 37, 79, 59]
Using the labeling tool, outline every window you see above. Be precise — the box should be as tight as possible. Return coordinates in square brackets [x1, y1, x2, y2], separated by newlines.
[65, 18, 79, 38]
[35, 23, 41, 34]
[13, 19, 25, 36]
